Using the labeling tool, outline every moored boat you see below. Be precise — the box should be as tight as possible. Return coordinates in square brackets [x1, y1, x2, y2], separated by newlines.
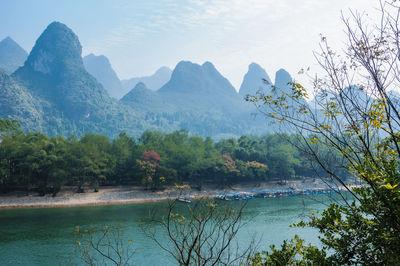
[216, 187, 340, 201]
[177, 196, 192, 203]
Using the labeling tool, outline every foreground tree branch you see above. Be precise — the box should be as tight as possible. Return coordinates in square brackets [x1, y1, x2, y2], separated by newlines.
[143, 199, 257, 266]
[247, 1, 400, 264]
[75, 225, 135, 266]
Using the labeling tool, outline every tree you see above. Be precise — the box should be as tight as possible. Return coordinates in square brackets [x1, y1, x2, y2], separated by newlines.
[110, 132, 137, 185]
[143, 199, 256, 266]
[137, 150, 161, 189]
[65, 138, 111, 193]
[80, 133, 115, 191]
[217, 154, 240, 187]
[247, 1, 400, 264]
[25, 134, 68, 196]
[248, 235, 332, 265]
[75, 225, 135, 266]
[75, 200, 256, 266]
[0, 119, 22, 138]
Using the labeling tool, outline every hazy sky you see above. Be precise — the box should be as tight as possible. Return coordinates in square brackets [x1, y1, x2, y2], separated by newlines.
[0, 0, 379, 89]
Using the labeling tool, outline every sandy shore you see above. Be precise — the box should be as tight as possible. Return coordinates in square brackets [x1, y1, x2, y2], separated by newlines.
[0, 178, 335, 209]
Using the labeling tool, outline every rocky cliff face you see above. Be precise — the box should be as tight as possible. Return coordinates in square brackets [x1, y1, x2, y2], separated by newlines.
[13, 21, 114, 121]
[9, 21, 143, 137]
[24, 22, 83, 74]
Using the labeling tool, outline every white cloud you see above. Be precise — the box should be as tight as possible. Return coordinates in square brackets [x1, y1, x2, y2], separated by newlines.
[82, 0, 380, 88]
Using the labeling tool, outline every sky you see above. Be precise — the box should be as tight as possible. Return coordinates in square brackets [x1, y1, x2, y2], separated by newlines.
[0, 0, 379, 90]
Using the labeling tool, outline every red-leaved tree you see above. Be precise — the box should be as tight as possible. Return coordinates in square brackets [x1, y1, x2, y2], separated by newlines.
[138, 151, 161, 189]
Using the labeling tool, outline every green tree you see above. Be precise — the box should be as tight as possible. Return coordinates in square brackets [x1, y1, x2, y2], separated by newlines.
[0, 133, 26, 192]
[110, 132, 137, 184]
[248, 235, 332, 265]
[66, 136, 111, 193]
[25, 134, 68, 196]
[0, 119, 22, 138]
[0, 132, 68, 195]
[247, 2, 400, 264]
[80, 133, 115, 191]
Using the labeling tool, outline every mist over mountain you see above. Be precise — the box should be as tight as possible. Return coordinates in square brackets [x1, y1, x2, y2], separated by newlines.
[121, 66, 172, 97]
[159, 61, 240, 113]
[119, 61, 258, 138]
[160, 61, 236, 95]
[120, 82, 170, 111]
[83, 53, 122, 99]
[121, 60, 241, 112]
[0, 37, 28, 75]
[239, 63, 272, 97]
[0, 21, 298, 138]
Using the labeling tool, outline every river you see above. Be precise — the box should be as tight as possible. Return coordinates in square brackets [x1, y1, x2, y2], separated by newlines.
[0, 193, 351, 265]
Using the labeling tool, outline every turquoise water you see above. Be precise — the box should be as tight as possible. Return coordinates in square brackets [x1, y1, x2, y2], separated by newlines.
[0, 194, 349, 265]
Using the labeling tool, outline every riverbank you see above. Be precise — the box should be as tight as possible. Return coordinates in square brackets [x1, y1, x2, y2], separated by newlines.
[0, 178, 342, 209]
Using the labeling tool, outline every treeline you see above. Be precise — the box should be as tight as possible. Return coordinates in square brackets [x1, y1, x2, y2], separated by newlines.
[0, 119, 344, 196]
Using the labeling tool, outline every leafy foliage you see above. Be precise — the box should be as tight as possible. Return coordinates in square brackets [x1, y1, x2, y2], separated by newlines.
[247, 2, 400, 264]
[248, 235, 332, 265]
[0, 119, 329, 195]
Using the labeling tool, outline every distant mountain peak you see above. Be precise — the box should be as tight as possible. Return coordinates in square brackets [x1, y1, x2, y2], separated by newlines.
[155, 66, 171, 73]
[159, 60, 237, 100]
[134, 82, 146, 88]
[121, 67, 172, 97]
[275, 68, 291, 80]
[239, 62, 271, 96]
[2, 36, 20, 46]
[25, 21, 83, 74]
[120, 81, 168, 111]
[83, 53, 116, 75]
[248, 62, 263, 70]
[174, 60, 200, 70]
[0, 36, 28, 74]
[274, 68, 292, 90]
[121, 82, 150, 103]
[202, 61, 220, 75]
[83, 53, 121, 98]
[202, 61, 214, 68]
[275, 68, 291, 77]
[85, 53, 107, 61]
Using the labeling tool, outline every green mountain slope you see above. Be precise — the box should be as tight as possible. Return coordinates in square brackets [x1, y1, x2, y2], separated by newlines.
[1, 21, 300, 138]
[0, 68, 43, 130]
[11, 22, 143, 136]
